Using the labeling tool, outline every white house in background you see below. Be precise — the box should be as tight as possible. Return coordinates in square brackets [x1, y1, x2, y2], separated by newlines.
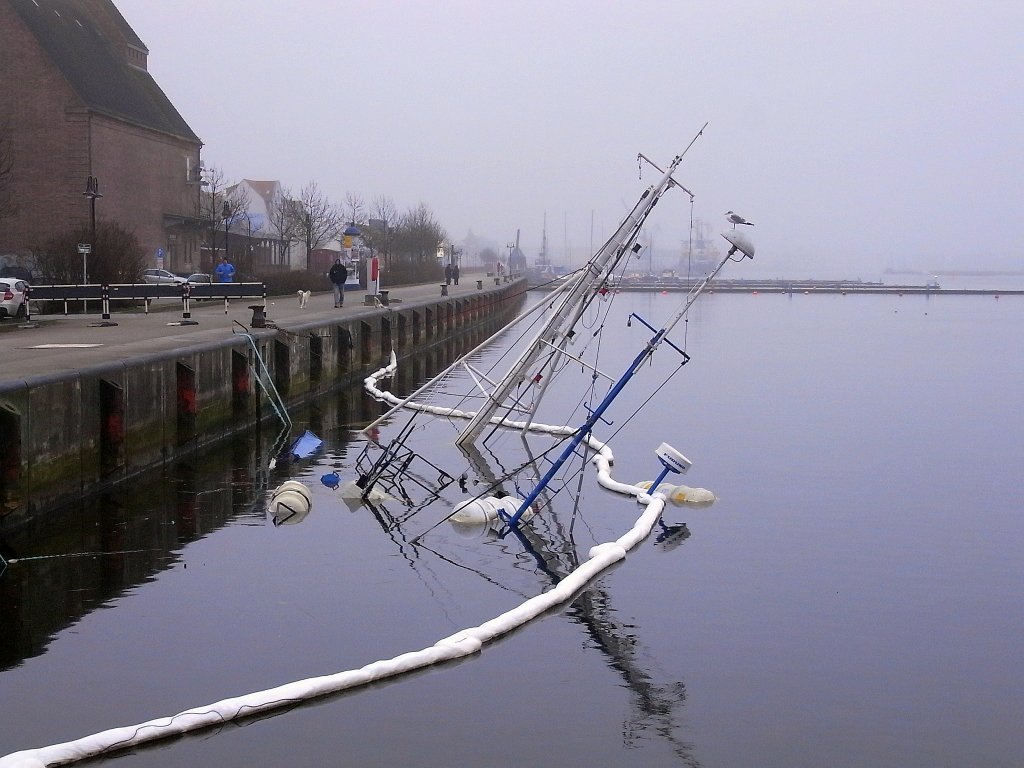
[229, 179, 295, 273]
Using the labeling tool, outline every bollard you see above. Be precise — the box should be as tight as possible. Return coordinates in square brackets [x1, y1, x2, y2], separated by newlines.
[249, 304, 267, 327]
[476, 280, 483, 290]
[95, 284, 118, 327]
[180, 283, 198, 325]
[440, 284, 449, 296]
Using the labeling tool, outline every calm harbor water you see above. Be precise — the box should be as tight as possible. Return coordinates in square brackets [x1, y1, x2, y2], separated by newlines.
[1, 289, 1022, 767]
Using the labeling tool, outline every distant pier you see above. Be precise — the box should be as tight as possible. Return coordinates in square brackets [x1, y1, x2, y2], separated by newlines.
[532, 277, 1021, 296]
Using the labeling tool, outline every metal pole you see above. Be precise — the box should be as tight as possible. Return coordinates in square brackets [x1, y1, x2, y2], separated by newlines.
[505, 327, 667, 529]
[82, 176, 102, 312]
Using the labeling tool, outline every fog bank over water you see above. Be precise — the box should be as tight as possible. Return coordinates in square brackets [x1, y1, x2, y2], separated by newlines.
[118, 1, 1022, 275]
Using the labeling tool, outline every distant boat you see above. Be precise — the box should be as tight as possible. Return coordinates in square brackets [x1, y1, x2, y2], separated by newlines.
[527, 214, 567, 286]
[678, 217, 720, 277]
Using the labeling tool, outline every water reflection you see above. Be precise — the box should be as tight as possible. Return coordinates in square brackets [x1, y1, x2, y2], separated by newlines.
[0, 304, 701, 764]
[353, 430, 701, 763]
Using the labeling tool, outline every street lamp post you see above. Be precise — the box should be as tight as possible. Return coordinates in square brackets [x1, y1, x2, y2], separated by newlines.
[221, 200, 231, 267]
[506, 241, 514, 277]
[82, 176, 102, 282]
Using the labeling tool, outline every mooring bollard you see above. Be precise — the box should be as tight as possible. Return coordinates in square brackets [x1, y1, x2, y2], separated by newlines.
[179, 283, 198, 325]
[476, 280, 483, 290]
[94, 283, 118, 327]
[248, 304, 267, 328]
[440, 284, 449, 296]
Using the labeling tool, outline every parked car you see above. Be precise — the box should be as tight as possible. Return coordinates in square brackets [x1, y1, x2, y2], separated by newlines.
[185, 273, 212, 285]
[0, 278, 29, 319]
[141, 268, 187, 285]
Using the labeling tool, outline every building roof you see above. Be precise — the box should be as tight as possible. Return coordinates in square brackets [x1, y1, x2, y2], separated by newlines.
[240, 180, 281, 206]
[9, 0, 200, 144]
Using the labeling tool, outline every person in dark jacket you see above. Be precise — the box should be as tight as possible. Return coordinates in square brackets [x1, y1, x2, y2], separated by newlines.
[452, 263, 460, 285]
[444, 263, 453, 285]
[328, 258, 348, 307]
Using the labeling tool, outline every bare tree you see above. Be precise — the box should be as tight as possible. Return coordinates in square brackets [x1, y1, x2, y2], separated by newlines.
[479, 246, 499, 270]
[222, 183, 252, 268]
[266, 186, 298, 267]
[191, 167, 253, 271]
[289, 181, 341, 270]
[194, 166, 230, 268]
[393, 203, 447, 263]
[364, 194, 398, 265]
[0, 121, 16, 224]
[343, 192, 366, 227]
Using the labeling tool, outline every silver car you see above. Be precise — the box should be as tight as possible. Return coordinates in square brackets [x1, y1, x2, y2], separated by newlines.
[141, 269, 187, 285]
[0, 278, 29, 319]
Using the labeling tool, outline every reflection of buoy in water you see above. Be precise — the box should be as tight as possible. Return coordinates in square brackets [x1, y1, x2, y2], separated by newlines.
[336, 479, 391, 503]
[268, 480, 312, 526]
[636, 480, 716, 506]
[320, 471, 340, 489]
[451, 517, 500, 539]
[450, 495, 535, 530]
[655, 521, 691, 551]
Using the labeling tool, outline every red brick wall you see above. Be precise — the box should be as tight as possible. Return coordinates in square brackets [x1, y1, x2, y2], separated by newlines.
[0, 1, 89, 254]
[0, 1, 202, 275]
[90, 116, 200, 270]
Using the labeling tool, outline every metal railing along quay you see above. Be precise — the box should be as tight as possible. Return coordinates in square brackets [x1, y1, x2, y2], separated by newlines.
[24, 281, 268, 325]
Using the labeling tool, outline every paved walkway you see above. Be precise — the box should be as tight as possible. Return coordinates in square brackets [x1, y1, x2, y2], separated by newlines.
[0, 278, 512, 384]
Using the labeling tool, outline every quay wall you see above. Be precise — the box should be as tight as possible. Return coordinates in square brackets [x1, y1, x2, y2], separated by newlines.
[0, 281, 526, 521]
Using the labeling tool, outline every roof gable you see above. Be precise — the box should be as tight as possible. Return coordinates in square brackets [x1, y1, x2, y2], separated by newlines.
[9, 0, 200, 144]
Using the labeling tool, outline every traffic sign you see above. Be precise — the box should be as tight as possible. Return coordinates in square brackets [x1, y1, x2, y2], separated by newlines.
[77, 243, 92, 254]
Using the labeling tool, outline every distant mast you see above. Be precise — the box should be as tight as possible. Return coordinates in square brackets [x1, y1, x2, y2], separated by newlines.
[683, 217, 719, 277]
[537, 212, 550, 269]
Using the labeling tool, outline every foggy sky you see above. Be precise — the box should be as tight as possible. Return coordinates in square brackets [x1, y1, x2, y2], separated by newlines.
[116, 0, 1023, 275]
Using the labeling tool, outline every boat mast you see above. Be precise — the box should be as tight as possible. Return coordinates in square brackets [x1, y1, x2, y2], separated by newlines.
[455, 151, 690, 448]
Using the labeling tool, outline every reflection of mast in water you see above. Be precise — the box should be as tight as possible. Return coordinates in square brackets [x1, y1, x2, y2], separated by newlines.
[527, 513, 700, 765]
[351, 425, 698, 761]
[455, 442, 701, 765]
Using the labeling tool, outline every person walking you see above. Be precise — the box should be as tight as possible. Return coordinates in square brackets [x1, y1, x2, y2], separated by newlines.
[452, 263, 460, 285]
[329, 257, 348, 308]
[444, 263, 453, 285]
[215, 257, 235, 283]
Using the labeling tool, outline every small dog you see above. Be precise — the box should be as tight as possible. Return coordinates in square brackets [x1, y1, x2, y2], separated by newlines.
[297, 290, 311, 308]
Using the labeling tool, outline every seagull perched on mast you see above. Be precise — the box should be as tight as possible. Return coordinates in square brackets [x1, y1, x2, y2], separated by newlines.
[725, 210, 754, 229]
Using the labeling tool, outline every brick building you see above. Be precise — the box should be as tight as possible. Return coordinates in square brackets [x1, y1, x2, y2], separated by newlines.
[0, 0, 203, 275]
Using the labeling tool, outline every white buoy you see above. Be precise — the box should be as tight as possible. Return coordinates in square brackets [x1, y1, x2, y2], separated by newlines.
[450, 495, 535, 526]
[635, 481, 716, 506]
[268, 480, 312, 526]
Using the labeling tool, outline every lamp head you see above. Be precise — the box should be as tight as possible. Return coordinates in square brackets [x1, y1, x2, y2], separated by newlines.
[721, 231, 755, 259]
